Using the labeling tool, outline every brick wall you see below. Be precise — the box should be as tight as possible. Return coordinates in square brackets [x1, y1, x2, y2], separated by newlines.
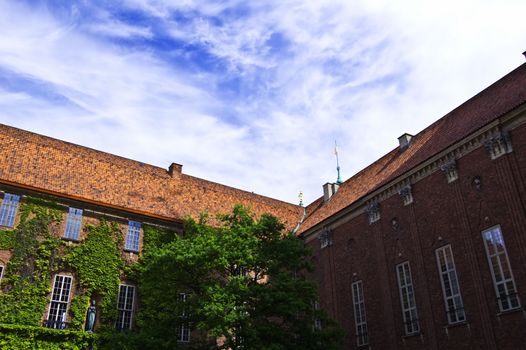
[307, 121, 526, 349]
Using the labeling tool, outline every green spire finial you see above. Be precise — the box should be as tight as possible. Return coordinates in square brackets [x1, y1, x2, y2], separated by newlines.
[334, 140, 342, 184]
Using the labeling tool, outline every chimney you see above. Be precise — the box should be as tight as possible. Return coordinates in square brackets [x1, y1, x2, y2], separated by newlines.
[398, 133, 413, 150]
[323, 182, 340, 202]
[523, 50, 526, 60]
[168, 162, 183, 179]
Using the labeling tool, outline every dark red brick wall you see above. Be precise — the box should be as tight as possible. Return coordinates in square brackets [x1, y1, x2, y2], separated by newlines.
[307, 121, 526, 350]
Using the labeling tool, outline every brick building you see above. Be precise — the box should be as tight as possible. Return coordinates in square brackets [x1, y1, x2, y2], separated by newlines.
[297, 60, 526, 349]
[0, 123, 303, 343]
[1, 58, 526, 349]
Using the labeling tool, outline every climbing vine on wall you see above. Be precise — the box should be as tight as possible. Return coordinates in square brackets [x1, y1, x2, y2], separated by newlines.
[0, 196, 139, 349]
[65, 219, 124, 326]
[0, 200, 63, 326]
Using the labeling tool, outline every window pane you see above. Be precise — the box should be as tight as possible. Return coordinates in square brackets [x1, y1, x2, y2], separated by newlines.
[482, 226, 520, 312]
[397, 262, 419, 335]
[352, 281, 368, 346]
[0, 193, 20, 227]
[125, 221, 141, 252]
[64, 207, 82, 240]
[117, 284, 135, 330]
[46, 275, 72, 329]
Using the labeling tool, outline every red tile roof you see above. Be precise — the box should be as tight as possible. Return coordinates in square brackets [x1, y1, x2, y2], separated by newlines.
[298, 63, 526, 234]
[0, 124, 304, 230]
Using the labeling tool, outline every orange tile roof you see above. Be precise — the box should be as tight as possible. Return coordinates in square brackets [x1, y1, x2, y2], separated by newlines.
[299, 62, 526, 234]
[0, 124, 304, 230]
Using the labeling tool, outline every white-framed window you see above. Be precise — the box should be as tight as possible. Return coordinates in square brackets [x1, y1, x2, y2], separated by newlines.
[64, 207, 83, 240]
[0, 193, 20, 228]
[435, 245, 465, 324]
[177, 293, 190, 342]
[125, 221, 141, 252]
[0, 264, 4, 285]
[351, 280, 368, 346]
[482, 225, 520, 312]
[116, 284, 135, 330]
[46, 274, 73, 329]
[396, 261, 419, 335]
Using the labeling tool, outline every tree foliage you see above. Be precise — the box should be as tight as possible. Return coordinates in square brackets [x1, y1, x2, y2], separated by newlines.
[135, 205, 342, 349]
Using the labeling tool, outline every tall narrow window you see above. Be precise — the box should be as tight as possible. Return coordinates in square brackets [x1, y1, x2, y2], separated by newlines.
[313, 300, 322, 330]
[46, 275, 72, 329]
[64, 207, 83, 240]
[0, 193, 20, 228]
[396, 262, 419, 335]
[435, 245, 465, 324]
[482, 225, 520, 311]
[177, 293, 190, 342]
[116, 284, 135, 330]
[0, 265, 4, 285]
[351, 280, 369, 346]
[125, 221, 141, 252]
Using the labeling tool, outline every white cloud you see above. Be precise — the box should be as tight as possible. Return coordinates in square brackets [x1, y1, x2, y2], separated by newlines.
[86, 20, 153, 39]
[0, 0, 525, 206]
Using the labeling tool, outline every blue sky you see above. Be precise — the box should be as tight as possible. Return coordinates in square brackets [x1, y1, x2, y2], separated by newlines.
[1, 0, 525, 204]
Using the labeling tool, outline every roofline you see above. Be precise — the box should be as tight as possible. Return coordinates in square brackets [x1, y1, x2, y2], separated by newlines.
[1, 123, 301, 208]
[182, 173, 302, 208]
[299, 99, 526, 238]
[0, 179, 183, 224]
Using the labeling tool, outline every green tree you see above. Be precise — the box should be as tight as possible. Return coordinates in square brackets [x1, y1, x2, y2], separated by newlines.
[134, 205, 342, 350]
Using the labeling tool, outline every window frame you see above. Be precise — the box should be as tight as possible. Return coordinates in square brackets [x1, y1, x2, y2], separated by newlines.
[46, 274, 73, 329]
[482, 225, 520, 312]
[0, 193, 20, 228]
[116, 284, 135, 331]
[0, 264, 4, 285]
[351, 280, 369, 346]
[63, 207, 83, 241]
[124, 221, 141, 252]
[177, 293, 190, 342]
[396, 261, 420, 335]
[435, 245, 466, 324]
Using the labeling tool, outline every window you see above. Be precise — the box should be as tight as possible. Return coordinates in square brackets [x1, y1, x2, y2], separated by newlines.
[125, 221, 141, 252]
[319, 229, 332, 249]
[396, 262, 419, 335]
[0, 264, 4, 285]
[435, 245, 465, 324]
[116, 284, 135, 330]
[482, 225, 520, 311]
[367, 203, 380, 224]
[351, 281, 369, 346]
[313, 300, 322, 330]
[64, 207, 83, 240]
[399, 185, 413, 206]
[0, 193, 20, 228]
[177, 293, 190, 342]
[45, 275, 72, 329]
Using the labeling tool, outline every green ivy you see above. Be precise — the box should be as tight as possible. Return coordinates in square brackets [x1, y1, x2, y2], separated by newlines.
[0, 323, 96, 350]
[64, 220, 124, 324]
[142, 224, 176, 254]
[0, 229, 15, 249]
[0, 201, 63, 326]
[69, 295, 91, 331]
[0, 196, 183, 349]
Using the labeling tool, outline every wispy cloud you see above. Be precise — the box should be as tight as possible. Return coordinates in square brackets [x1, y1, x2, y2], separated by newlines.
[1, 0, 525, 204]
